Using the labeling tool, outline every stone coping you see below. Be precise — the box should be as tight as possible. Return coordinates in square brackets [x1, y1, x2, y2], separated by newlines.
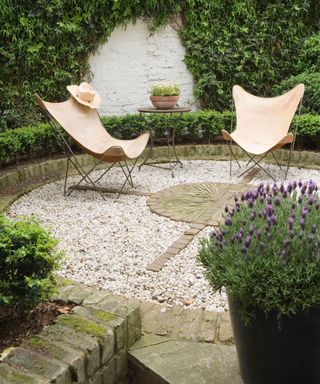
[0, 278, 142, 384]
[0, 278, 234, 384]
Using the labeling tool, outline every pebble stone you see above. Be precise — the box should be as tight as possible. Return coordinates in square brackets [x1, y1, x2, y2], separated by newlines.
[6, 160, 320, 311]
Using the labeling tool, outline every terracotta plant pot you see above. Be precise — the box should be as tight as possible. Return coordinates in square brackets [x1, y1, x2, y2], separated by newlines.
[150, 96, 179, 109]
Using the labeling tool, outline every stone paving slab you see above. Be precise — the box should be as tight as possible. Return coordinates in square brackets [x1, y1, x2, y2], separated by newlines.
[129, 337, 243, 384]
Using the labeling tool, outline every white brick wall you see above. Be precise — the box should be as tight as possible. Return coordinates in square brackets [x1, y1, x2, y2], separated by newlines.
[89, 20, 196, 116]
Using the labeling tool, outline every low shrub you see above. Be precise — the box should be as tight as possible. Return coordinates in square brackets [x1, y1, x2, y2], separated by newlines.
[0, 215, 62, 313]
[1, 111, 320, 167]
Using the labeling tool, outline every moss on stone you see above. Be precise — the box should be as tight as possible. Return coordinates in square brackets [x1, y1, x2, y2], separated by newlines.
[57, 314, 105, 338]
[0, 369, 36, 384]
[93, 309, 117, 323]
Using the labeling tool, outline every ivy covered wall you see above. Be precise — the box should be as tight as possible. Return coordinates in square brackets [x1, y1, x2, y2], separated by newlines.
[0, 0, 319, 131]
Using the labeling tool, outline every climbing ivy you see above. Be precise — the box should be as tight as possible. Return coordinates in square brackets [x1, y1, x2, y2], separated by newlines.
[0, 1, 319, 131]
[180, 0, 319, 109]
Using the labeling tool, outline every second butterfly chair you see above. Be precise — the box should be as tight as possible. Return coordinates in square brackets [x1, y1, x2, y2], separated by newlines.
[222, 84, 305, 180]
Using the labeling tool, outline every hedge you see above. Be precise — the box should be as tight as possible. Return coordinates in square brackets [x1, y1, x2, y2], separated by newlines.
[1, 111, 320, 167]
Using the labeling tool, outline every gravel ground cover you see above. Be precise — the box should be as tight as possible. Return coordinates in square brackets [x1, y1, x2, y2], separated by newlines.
[6, 160, 320, 311]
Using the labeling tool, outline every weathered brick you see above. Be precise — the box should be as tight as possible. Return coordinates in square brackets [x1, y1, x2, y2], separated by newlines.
[23, 335, 86, 383]
[40, 323, 100, 377]
[3, 347, 72, 384]
[0, 363, 50, 384]
[102, 358, 117, 384]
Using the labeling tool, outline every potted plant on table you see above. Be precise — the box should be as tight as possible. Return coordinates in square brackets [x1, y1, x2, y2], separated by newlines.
[198, 180, 320, 384]
[150, 82, 180, 109]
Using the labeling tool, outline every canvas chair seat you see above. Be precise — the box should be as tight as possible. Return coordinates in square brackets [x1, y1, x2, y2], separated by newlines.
[222, 84, 304, 180]
[35, 95, 150, 199]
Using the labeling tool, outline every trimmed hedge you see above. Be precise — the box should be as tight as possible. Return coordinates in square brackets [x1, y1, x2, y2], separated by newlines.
[1, 111, 320, 167]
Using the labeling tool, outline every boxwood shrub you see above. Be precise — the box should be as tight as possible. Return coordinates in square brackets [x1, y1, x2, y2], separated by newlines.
[0, 215, 62, 313]
[0, 111, 320, 167]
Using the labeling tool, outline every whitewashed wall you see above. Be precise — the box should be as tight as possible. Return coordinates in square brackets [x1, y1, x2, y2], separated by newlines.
[89, 20, 196, 116]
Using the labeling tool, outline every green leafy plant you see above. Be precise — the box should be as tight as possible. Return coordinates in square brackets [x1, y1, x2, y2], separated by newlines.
[2, 111, 320, 167]
[0, 215, 63, 312]
[198, 180, 320, 324]
[1, 1, 319, 130]
[273, 73, 320, 115]
[151, 83, 180, 96]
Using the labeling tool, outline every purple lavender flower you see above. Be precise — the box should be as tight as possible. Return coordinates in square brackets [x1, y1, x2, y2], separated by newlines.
[275, 197, 281, 206]
[248, 198, 254, 208]
[289, 230, 295, 239]
[311, 224, 317, 234]
[288, 217, 294, 230]
[299, 218, 305, 230]
[283, 239, 290, 247]
[241, 193, 245, 202]
[308, 197, 314, 206]
[298, 180, 303, 188]
[250, 209, 256, 221]
[282, 191, 288, 198]
[225, 218, 232, 226]
[256, 228, 262, 240]
[224, 204, 229, 213]
[308, 234, 314, 242]
[271, 214, 277, 225]
[280, 183, 284, 193]
[266, 204, 273, 217]
[234, 193, 238, 202]
[249, 224, 254, 236]
[245, 235, 251, 248]
[318, 235, 320, 249]
[272, 184, 278, 195]
[293, 181, 297, 189]
[291, 202, 296, 210]
[298, 195, 303, 204]
[301, 207, 308, 218]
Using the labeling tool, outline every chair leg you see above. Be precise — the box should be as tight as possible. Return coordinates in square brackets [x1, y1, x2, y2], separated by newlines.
[238, 150, 276, 181]
[63, 156, 70, 196]
[227, 141, 242, 176]
[116, 158, 139, 198]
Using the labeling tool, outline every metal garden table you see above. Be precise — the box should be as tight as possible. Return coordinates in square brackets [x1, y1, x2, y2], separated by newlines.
[137, 106, 191, 177]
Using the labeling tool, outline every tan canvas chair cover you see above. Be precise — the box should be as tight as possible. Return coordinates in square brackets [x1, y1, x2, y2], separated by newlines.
[222, 84, 304, 180]
[35, 95, 150, 198]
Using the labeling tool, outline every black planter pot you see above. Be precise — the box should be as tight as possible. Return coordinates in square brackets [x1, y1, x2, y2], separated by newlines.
[228, 296, 320, 384]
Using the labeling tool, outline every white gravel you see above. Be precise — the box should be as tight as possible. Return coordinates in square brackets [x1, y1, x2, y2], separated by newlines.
[6, 160, 320, 311]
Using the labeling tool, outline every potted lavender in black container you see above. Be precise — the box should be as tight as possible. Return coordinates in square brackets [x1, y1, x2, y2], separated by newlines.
[198, 180, 320, 384]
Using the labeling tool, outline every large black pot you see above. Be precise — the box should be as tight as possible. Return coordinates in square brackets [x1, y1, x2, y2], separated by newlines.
[228, 296, 320, 384]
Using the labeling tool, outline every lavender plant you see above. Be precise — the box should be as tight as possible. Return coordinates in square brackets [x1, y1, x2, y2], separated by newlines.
[199, 180, 320, 323]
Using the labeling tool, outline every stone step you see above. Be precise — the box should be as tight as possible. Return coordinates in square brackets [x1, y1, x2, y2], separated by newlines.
[129, 335, 243, 384]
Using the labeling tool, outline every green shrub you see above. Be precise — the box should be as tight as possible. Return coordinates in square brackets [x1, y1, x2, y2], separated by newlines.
[297, 33, 320, 72]
[273, 72, 320, 114]
[1, 111, 320, 167]
[0, 215, 62, 312]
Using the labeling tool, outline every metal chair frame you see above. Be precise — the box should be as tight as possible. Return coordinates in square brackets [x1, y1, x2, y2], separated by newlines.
[227, 97, 303, 181]
[40, 108, 138, 200]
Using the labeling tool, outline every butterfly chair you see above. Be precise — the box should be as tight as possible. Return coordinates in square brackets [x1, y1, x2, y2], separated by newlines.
[222, 84, 305, 181]
[35, 94, 150, 199]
